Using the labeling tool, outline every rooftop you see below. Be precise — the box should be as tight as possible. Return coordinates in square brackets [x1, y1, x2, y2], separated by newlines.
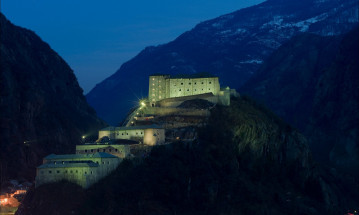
[149, 72, 217, 79]
[100, 124, 163, 131]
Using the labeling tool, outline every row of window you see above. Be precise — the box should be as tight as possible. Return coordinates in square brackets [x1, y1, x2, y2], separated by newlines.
[42, 170, 94, 175]
[116, 131, 143, 136]
[174, 81, 212, 86]
[85, 148, 122, 153]
[175, 88, 211, 92]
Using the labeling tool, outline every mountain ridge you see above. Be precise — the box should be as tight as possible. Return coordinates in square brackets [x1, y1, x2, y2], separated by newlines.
[86, 0, 358, 125]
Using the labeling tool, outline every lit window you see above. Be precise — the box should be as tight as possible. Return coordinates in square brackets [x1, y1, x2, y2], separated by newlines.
[152, 83, 154, 86]
[152, 78, 155, 80]
[152, 99, 155, 101]
[159, 85, 161, 88]
[159, 96, 161, 99]
[152, 88, 155, 91]
[152, 94, 155, 96]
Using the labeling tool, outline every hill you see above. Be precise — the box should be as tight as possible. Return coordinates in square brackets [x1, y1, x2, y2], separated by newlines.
[0, 13, 106, 183]
[16, 97, 359, 215]
[86, 0, 358, 125]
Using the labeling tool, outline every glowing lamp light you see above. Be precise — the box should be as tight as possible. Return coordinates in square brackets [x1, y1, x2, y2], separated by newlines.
[82, 136, 85, 139]
[140, 101, 146, 106]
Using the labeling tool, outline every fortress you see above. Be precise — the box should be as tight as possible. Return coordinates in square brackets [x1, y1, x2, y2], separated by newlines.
[35, 73, 238, 189]
[148, 74, 237, 107]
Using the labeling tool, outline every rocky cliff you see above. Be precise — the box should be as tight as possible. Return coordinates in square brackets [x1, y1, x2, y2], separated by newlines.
[86, 0, 358, 125]
[16, 97, 358, 215]
[0, 13, 106, 182]
[241, 28, 359, 174]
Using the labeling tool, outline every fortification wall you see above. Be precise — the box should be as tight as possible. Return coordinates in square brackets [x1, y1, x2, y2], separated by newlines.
[145, 107, 210, 117]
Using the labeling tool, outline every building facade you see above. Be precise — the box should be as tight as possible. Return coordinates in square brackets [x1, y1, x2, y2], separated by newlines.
[76, 144, 131, 158]
[36, 153, 120, 189]
[148, 74, 220, 106]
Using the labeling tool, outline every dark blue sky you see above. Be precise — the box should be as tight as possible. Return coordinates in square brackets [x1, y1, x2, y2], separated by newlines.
[2, 0, 264, 93]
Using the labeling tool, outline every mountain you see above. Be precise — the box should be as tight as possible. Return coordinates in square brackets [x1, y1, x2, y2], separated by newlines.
[0, 13, 106, 182]
[16, 97, 359, 215]
[86, 0, 358, 125]
[241, 27, 359, 174]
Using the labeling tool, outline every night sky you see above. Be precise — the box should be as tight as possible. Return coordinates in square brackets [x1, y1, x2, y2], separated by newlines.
[1, 0, 264, 93]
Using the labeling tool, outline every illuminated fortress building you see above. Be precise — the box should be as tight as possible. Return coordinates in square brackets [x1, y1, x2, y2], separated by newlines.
[148, 73, 237, 107]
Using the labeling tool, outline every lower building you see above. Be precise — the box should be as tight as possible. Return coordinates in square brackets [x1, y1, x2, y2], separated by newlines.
[35, 152, 120, 189]
[76, 144, 131, 158]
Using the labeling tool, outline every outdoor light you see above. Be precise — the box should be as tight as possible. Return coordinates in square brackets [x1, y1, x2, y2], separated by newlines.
[82, 136, 85, 139]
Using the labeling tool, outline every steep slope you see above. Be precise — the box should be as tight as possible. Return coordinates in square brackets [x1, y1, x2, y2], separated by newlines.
[0, 13, 106, 182]
[86, 0, 358, 125]
[16, 97, 358, 215]
[241, 28, 359, 174]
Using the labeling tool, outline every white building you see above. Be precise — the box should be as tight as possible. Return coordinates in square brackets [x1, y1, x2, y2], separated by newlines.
[35, 152, 120, 189]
